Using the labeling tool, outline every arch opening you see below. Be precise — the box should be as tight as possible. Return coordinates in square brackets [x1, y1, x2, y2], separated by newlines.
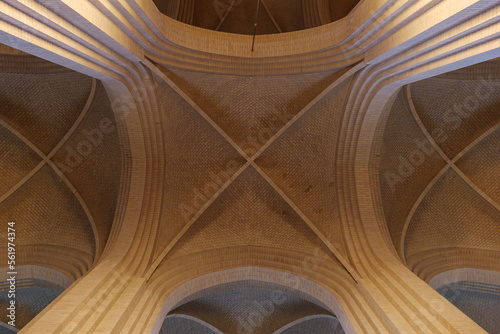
[152, 267, 353, 334]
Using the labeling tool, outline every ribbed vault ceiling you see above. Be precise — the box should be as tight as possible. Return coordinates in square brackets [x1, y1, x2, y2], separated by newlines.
[146, 61, 359, 279]
[154, 0, 360, 34]
[2, 0, 500, 332]
[0, 45, 122, 282]
[378, 58, 500, 280]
